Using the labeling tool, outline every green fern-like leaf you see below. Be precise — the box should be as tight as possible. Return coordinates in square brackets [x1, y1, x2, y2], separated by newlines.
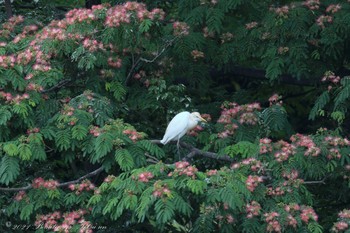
[261, 105, 290, 132]
[206, 8, 224, 33]
[115, 149, 135, 171]
[172, 194, 192, 216]
[105, 81, 126, 102]
[334, 79, 350, 110]
[0, 155, 20, 185]
[19, 203, 34, 221]
[309, 91, 330, 120]
[187, 179, 207, 195]
[3, 143, 19, 156]
[71, 125, 88, 140]
[55, 129, 72, 151]
[136, 187, 155, 222]
[307, 222, 323, 233]
[18, 143, 32, 161]
[139, 19, 153, 33]
[102, 196, 120, 215]
[0, 107, 12, 125]
[92, 132, 114, 163]
[154, 199, 175, 224]
[265, 57, 284, 81]
[225, 141, 259, 158]
[137, 140, 165, 159]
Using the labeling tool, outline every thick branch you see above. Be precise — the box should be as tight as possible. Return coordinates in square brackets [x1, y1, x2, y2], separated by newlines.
[40, 79, 71, 94]
[151, 140, 236, 162]
[4, 0, 13, 19]
[0, 166, 103, 192]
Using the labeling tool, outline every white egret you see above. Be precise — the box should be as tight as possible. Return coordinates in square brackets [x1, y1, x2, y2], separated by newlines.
[161, 112, 207, 148]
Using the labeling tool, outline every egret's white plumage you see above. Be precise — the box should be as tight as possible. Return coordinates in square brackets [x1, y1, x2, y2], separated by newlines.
[161, 111, 206, 146]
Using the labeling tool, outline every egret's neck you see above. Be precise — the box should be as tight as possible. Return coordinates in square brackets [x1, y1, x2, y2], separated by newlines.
[187, 115, 198, 130]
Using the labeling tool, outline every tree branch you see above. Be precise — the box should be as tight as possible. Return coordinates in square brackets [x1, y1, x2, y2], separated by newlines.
[4, 0, 13, 19]
[303, 176, 328, 185]
[125, 33, 184, 85]
[151, 140, 236, 162]
[40, 79, 72, 94]
[0, 166, 104, 192]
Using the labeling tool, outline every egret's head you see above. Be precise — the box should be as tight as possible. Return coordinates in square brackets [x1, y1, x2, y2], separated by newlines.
[191, 112, 207, 123]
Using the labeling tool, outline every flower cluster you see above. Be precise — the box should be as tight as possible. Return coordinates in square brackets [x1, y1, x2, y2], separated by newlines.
[27, 127, 40, 135]
[0, 54, 16, 68]
[327, 148, 341, 160]
[0, 15, 24, 37]
[264, 212, 281, 233]
[271, 5, 290, 17]
[326, 4, 341, 14]
[168, 161, 198, 179]
[202, 27, 215, 38]
[332, 209, 350, 232]
[82, 38, 105, 52]
[35, 209, 91, 233]
[217, 102, 261, 138]
[32, 177, 59, 190]
[284, 203, 300, 213]
[324, 136, 350, 146]
[89, 126, 103, 137]
[273, 140, 296, 162]
[191, 50, 205, 60]
[68, 179, 95, 195]
[268, 93, 282, 106]
[302, 0, 320, 10]
[220, 32, 234, 43]
[105, 2, 165, 28]
[267, 186, 285, 196]
[316, 15, 333, 28]
[300, 206, 318, 223]
[123, 129, 143, 142]
[173, 21, 190, 36]
[282, 170, 304, 188]
[14, 190, 27, 201]
[0, 91, 30, 104]
[246, 201, 261, 218]
[246, 175, 263, 192]
[12, 24, 39, 44]
[188, 125, 204, 137]
[246, 22, 258, 30]
[138, 172, 154, 182]
[66, 8, 97, 24]
[231, 158, 262, 172]
[321, 71, 341, 84]
[206, 169, 218, 176]
[104, 175, 116, 183]
[107, 57, 122, 68]
[26, 83, 44, 92]
[290, 133, 321, 157]
[152, 181, 171, 198]
[260, 138, 273, 154]
[286, 215, 298, 228]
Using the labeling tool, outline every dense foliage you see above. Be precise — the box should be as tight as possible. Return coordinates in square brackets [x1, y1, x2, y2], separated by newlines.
[0, 0, 350, 232]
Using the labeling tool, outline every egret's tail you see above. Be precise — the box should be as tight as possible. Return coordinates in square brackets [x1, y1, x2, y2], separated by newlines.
[160, 137, 168, 145]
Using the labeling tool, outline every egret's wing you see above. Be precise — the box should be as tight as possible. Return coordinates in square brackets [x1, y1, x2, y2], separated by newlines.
[161, 112, 189, 144]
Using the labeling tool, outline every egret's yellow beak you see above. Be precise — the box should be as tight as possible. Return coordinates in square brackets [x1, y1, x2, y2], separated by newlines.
[199, 116, 207, 122]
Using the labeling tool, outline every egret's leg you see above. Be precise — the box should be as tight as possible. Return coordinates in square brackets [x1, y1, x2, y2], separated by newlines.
[177, 139, 181, 160]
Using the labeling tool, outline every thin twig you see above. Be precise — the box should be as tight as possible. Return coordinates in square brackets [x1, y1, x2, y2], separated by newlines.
[145, 152, 160, 164]
[303, 176, 328, 185]
[125, 33, 184, 85]
[0, 166, 104, 192]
